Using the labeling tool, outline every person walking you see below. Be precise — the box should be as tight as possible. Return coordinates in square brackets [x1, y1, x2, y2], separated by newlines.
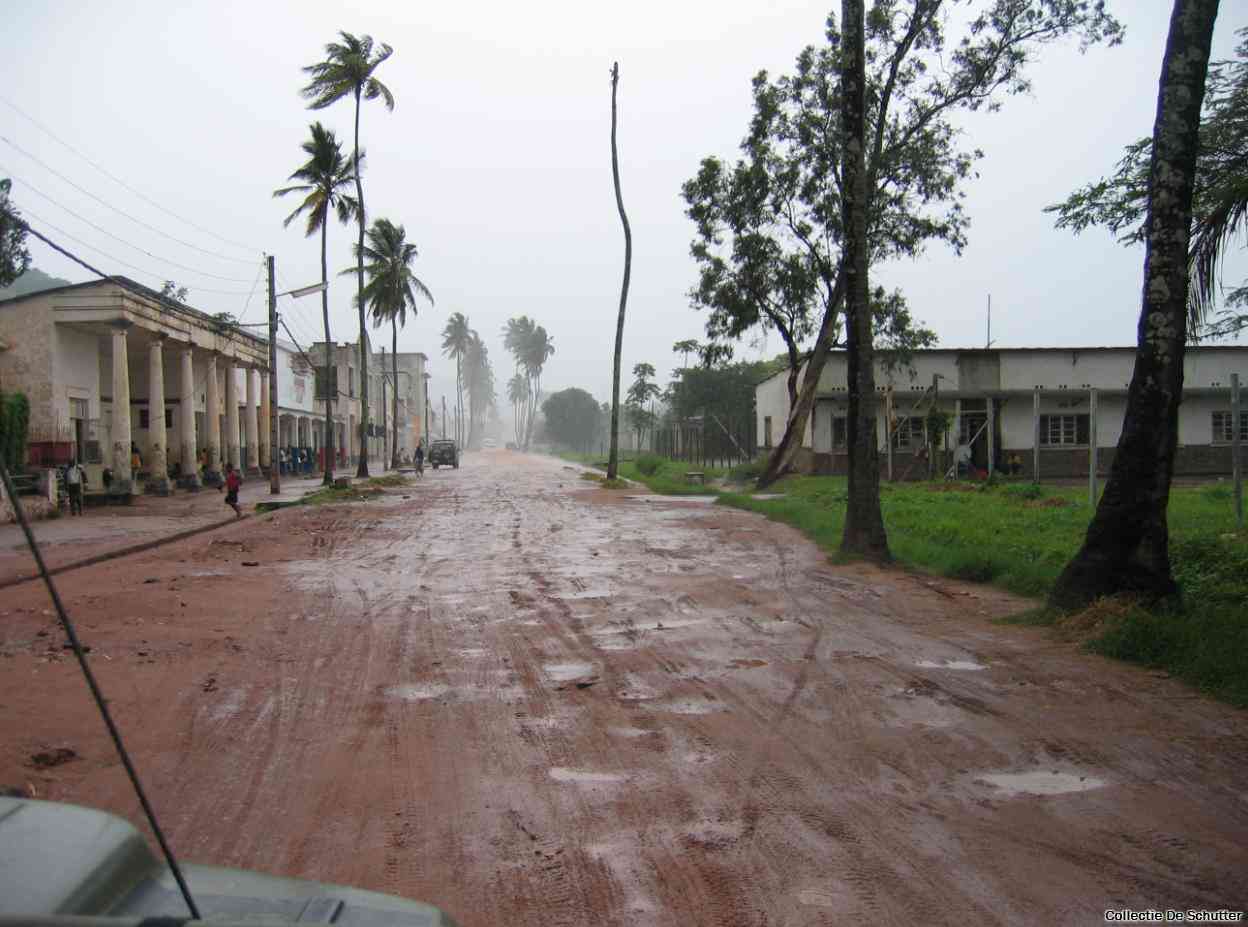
[219, 462, 243, 518]
[63, 458, 86, 516]
[414, 442, 424, 478]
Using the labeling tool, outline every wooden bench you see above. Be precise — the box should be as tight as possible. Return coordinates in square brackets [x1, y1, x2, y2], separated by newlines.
[685, 471, 706, 485]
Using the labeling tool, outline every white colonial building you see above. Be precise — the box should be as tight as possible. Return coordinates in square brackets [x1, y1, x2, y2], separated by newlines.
[755, 346, 1248, 479]
[0, 277, 273, 494]
[0, 276, 434, 496]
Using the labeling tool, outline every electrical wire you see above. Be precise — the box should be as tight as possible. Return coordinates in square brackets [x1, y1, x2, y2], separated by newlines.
[235, 261, 266, 325]
[0, 95, 260, 255]
[0, 135, 259, 265]
[2, 167, 255, 283]
[17, 207, 252, 296]
[0, 458, 201, 919]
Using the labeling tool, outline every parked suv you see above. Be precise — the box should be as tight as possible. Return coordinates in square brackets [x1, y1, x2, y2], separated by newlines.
[429, 440, 458, 469]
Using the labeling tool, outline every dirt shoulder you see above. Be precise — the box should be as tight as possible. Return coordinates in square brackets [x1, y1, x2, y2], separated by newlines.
[0, 452, 1243, 925]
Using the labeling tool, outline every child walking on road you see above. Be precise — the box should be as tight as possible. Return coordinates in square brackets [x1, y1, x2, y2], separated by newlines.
[220, 462, 243, 518]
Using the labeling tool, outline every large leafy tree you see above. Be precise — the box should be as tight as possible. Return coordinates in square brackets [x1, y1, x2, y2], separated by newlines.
[442, 312, 471, 447]
[273, 123, 359, 485]
[301, 31, 395, 477]
[1051, 0, 1222, 608]
[354, 218, 434, 469]
[542, 387, 604, 453]
[0, 179, 31, 289]
[1047, 26, 1246, 339]
[687, 2, 1124, 497]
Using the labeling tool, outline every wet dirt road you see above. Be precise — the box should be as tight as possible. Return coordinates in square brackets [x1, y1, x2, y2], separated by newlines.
[2, 451, 1245, 925]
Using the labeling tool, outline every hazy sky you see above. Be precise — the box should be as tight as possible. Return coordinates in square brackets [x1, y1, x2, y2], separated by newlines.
[5, 1, 1246, 411]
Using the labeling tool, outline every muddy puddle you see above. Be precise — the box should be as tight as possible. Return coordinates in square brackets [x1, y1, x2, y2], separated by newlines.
[977, 770, 1107, 796]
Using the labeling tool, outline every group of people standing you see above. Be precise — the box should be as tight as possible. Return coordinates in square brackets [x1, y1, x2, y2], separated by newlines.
[277, 447, 313, 476]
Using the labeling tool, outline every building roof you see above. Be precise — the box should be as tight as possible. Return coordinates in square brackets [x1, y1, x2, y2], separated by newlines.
[0, 274, 269, 350]
[754, 344, 1248, 388]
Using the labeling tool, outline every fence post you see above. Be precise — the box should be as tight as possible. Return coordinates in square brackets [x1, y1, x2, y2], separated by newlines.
[1089, 387, 1099, 506]
[1032, 387, 1041, 485]
[1233, 373, 1242, 529]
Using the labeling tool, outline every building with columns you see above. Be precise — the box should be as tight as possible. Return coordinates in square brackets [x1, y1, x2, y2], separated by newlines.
[0, 277, 272, 496]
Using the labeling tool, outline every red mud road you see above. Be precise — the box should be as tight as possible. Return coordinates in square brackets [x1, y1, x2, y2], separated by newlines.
[2, 452, 1245, 925]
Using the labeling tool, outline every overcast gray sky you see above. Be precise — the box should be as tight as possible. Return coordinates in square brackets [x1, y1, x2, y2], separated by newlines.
[5, 1, 1246, 412]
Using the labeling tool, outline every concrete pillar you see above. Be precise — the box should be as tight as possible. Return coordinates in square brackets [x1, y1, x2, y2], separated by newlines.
[226, 360, 241, 472]
[245, 367, 260, 474]
[1089, 388, 1099, 505]
[259, 369, 271, 471]
[110, 323, 133, 495]
[204, 353, 223, 486]
[145, 337, 172, 495]
[178, 345, 200, 490]
[1032, 387, 1041, 485]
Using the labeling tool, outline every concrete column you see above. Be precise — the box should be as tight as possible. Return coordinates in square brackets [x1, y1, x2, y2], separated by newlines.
[1089, 388, 1099, 505]
[146, 337, 172, 495]
[245, 367, 260, 474]
[226, 360, 241, 472]
[110, 323, 133, 495]
[178, 345, 200, 490]
[987, 397, 995, 478]
[204, 353, 223, 486]
[259, 369, 271, 471]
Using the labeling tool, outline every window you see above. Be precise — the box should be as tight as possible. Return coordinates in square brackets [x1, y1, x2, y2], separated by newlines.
[69, 398, 89, 420]
[165, 409, 173, 429]
[139, 409, 149, 429]
[832, 417, 848, 449]
[349, 367, 355, 398]
[315, 366, 339, 400]
[764, 416, 773, 448]
[959, 413, 986, 445]
[1039, 414, 1090, 446]
[1212, 411, 1248, 443]
[890, 416, 924, 449]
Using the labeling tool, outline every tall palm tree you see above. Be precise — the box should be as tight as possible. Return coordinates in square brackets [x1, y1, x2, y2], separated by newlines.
[464, 331, 494, 449]
[506, 373, 528, 447]
[503, 316, 538, 446]
[273, 122, 359, 486]
[521, 325, 554, 450]
[354, 218, 434, 470]
[441, 312, 471, 447]
[301, 31, 395, 477]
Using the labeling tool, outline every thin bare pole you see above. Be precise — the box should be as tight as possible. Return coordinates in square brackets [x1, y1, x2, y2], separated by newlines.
[606, 61, 632, 481]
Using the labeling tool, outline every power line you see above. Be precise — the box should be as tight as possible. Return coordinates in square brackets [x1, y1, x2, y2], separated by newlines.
[0, 134, 259, 265]
[0, 94, 260, 255]
[236, 261, 266, 324]
[18, 207, 252, 296]
[3, 167, 255, 283]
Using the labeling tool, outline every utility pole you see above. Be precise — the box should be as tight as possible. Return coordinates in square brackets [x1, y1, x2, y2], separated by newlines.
[1233, 373, 1242, 529]
[267, 255, 280, 495]
[442, 395, 447, 439]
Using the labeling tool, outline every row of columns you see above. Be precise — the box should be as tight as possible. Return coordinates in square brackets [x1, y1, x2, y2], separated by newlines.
[107, 322, 270, 496]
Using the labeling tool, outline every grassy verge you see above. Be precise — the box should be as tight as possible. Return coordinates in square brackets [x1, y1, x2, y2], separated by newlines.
[291, 473, 409, 507]
[716, 475, 1248, 705]
[554, 451, 731, 495]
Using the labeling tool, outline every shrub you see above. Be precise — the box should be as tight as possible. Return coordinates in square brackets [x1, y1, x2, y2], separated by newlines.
[0, 392, 31, 473]
[635, 454, 664, 477]
[727, 457, 767, 482]
[1002, 482, 1044, 501]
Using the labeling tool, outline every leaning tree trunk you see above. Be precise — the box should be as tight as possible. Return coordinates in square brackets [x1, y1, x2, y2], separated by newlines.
[607, 61, 633, 481]
[353, 88, 370, 477]
[1050, 0, 1220, 608]
[320, 220, 335, 486]
[839, 0, 890, 560]
[756, 270, 846, 489]
[391, 319, 400, 469]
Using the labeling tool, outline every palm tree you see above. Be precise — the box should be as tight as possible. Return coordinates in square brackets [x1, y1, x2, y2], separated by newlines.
[464, 331, 494, 448]
[506, 373, 529, 447]
[301, 31, 395, 477]
[273, 122, 359, 486]
[521, 325, 555, 450]
[355, 218, 434, 470]
[672, 339, 701, 369]
[441, 312, 471, 447]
